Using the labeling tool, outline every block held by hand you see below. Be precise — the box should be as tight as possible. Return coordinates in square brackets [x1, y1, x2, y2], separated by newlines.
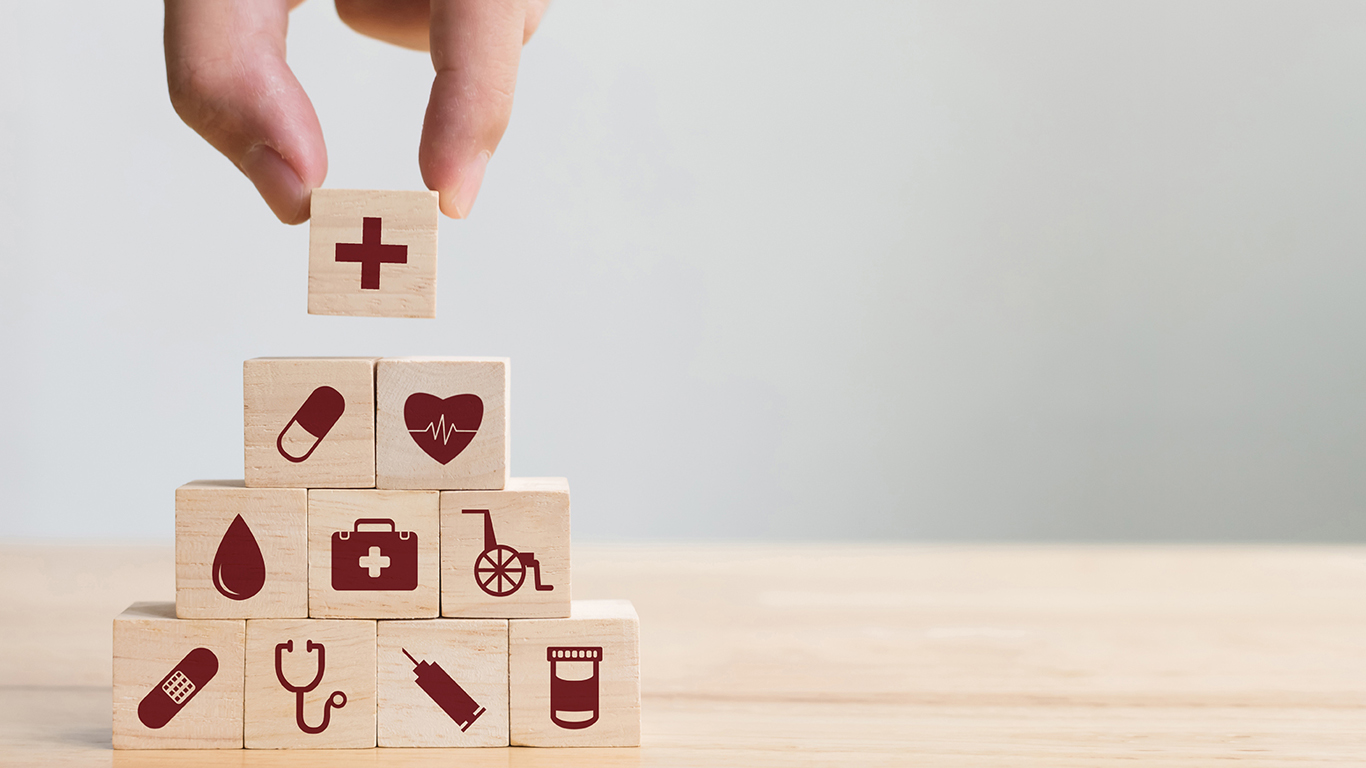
[308, 189, 439, 318]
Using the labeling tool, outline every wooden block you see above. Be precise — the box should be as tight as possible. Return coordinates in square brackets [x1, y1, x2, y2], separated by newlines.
[175, 480, 307, 619]
[307, 189, 439, 318]
[375, 357, 509, 490]
[244, 618, 377, 749]
[377, 619, 509, 746]
[308, 490, 440, 619]
[441, 478, 571, 619]
[113, 602, 244, 749]
[509, 600, 640, 747]
[244, 357, 378, 489]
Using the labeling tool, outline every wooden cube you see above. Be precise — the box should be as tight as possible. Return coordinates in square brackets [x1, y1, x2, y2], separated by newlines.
[308, 189, 439, 318]
[244, 618, 377, 749]
[175, 481, 308, 619]
[308, 490, 440, 618]
[509, 600, 640, 747]
[377, 619, 509, 747]
[113, 602, 245, 749]
[244, 357, 378, 489]
[375, 357, 509, 490]
[441, 478, 571, 619]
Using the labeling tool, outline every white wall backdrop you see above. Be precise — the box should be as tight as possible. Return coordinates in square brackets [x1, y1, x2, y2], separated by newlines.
[3, 1, 1366, 541]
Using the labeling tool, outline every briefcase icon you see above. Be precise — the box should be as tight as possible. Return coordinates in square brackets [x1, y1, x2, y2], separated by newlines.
[331, 518, 419, 591]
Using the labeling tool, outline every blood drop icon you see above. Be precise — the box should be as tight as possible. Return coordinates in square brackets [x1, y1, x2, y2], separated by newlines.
[212, 514, 266, 601]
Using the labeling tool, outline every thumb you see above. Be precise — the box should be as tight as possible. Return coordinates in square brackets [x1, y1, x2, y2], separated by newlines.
[164, 0, 327, 224]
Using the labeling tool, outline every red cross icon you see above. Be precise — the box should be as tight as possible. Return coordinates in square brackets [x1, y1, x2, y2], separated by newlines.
[335, 217, 408, 290]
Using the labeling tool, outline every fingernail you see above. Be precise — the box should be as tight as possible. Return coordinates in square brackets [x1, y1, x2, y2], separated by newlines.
[441, 151, 490, 219]
[241, 144, 309, 224]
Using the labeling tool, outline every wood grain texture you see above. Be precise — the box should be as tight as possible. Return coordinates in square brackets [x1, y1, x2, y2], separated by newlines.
[377, 619, 509, 747]
[308, 490, 440, 619]
[441, 478, 571, 619]
[509, 600, 640, 747]
[5, 543, 1366, 765]
[244, 358, 378, 489]
[307, 189, 439, 319]
[375, 357, 509, 491]
[112, 602, 244, 749]
[175, 481, 308, 619]
[243, 618, 377, 749]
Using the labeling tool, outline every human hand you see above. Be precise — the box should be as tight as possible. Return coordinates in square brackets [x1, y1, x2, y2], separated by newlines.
[164, 0, 549, 224]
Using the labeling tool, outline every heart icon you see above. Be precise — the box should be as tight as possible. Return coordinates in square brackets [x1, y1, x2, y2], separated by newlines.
[405, 393, 483, 465]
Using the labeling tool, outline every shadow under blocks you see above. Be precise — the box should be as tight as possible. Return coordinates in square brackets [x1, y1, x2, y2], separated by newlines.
[117, 351, 640, 749]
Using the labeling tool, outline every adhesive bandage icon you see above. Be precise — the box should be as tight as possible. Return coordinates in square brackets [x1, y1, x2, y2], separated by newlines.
[547, 647, 602, 730]
[137, 647, 218, 729]
[277, 386, 345, 463]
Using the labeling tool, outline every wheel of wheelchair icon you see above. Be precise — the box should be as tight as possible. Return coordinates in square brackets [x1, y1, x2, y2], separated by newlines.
[473, 545, 527, 597]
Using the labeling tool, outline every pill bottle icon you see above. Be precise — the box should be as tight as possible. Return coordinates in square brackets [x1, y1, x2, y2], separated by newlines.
[547, 646, 602, 730]
[277, 386, 345, 463]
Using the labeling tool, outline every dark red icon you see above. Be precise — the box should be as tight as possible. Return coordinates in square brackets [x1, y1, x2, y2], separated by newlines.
[462, 509, 553, 597]
[405, 393, 483, 465]
[277, 385, 345, 463]
[331, 519, 418, 591]
[335, 216, 407, 290]
[275, 640, 347, 734]
[138, 648, 218, 729]
[212, 514, 265, 601]
[401, 649, 485, 732]
[547, 647, 602, 730]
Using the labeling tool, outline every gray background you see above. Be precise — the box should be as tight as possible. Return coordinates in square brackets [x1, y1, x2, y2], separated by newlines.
[2, 1, 1365, 541]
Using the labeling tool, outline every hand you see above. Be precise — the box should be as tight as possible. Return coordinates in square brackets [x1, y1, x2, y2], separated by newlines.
[164, 0, 549, 224]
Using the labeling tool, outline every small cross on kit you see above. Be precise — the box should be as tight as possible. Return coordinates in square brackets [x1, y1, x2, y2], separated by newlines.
[307, 189, 440, 319]
[358, 546, 391, 578]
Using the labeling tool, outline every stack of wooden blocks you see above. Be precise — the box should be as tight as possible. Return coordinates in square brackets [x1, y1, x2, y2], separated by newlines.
[111, 192, 641, 751]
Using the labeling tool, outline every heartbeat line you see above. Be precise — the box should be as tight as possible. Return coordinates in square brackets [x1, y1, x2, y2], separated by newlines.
[409, 415, 475, 445]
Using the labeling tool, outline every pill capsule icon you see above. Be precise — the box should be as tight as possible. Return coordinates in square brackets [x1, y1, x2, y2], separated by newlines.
[277, 386, 346, 463]
[138, 647, 218, 729]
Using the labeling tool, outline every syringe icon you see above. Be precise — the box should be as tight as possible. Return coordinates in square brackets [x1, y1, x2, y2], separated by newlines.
[401, 649, 486, 732]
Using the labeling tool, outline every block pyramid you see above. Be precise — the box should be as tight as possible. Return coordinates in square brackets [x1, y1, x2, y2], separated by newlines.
[111, 195, 641, 750]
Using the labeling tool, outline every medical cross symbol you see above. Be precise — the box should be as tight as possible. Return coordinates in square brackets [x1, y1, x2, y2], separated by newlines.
[358, 546, 391, 578]
[335, 217, 407, 290]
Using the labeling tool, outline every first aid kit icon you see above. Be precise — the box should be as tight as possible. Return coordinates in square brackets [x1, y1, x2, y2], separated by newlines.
[331, 518, 418, 591]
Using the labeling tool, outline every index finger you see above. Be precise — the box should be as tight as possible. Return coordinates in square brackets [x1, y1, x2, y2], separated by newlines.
[419, 0, 528, 219]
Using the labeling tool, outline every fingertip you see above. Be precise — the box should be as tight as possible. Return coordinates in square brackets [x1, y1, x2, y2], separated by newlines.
[435, 151, 490, 219]
[241, 144, 312, 224]
[524, 0, 550, 43]
[437, 191, 461, 219]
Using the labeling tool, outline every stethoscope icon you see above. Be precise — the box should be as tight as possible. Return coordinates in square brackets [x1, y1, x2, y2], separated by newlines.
[274, 639, 347, 734]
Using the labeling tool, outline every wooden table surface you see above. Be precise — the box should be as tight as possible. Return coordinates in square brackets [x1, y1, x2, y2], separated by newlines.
[1, 542, 1363, 766]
